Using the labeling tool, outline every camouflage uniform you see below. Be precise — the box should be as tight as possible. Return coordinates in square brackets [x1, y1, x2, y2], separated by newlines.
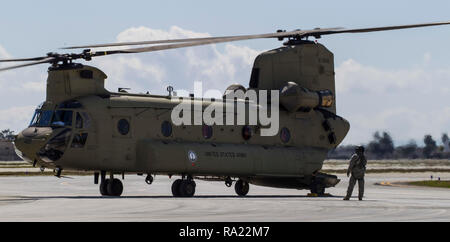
[344, 152, 367, 200]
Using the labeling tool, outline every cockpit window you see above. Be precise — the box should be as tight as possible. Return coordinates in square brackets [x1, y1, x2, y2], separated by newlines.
[30, 110, 53, 127]
[81, 112, 91, 129]
[51, 110, 73, 127]
[30, 109, 74, 127]
[75, 113, 83, 129]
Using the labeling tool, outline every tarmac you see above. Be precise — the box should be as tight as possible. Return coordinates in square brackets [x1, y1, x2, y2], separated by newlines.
[0, 172, 449, 221]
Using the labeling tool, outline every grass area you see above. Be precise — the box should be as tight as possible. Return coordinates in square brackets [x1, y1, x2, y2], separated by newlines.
[407, 180, 450, 188]
[321, 168, 450, 174]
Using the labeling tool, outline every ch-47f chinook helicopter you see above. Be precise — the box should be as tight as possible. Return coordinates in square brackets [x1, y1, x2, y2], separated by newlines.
[2, 21, 449, 197]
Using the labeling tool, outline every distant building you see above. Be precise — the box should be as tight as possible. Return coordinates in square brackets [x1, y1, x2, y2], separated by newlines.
[0, 140, 22, 161]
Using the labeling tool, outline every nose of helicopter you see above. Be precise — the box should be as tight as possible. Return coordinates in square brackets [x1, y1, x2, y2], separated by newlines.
[14, 127, 53, 164]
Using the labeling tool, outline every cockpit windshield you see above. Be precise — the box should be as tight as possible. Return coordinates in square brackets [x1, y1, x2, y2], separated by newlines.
[30, 110, 53, 127]
[29, 109, 73, 127]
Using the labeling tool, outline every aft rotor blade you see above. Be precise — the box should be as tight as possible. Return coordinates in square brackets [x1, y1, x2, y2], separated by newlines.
[62, 29, 331, 50]
[0, 56, 50, 62]
[84, 20, 448, 56]
[298, 21, 450, 38]
[63, 21, 450, 51]
[0, 57, 55, 72]
[86, 29, 325, 56]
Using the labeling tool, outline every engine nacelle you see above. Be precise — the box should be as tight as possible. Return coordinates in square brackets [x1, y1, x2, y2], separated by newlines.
[280, 82, 333, 112]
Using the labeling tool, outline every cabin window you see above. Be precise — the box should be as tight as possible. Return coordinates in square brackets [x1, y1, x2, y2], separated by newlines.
[242, 125, 252, 140]
[71, 133, 88, 148]
[117, 119, 130, 135]
[202, 125, 213, 139]
[161, 121, 172, 137]
[280, 127, 291, 143]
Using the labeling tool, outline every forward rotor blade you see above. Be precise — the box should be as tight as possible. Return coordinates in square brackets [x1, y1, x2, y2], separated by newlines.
[0, 57, 55, 72]
[62, 36, 244, 49]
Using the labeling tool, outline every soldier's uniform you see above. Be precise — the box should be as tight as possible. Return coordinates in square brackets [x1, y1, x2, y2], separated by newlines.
[344, 148, 367, 200]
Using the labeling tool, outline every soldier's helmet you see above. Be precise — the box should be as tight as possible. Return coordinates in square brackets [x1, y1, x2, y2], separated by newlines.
[356, 146, 365, 153]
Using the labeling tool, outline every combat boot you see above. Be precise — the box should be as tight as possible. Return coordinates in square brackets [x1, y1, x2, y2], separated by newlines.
[343, 196, 349, 200]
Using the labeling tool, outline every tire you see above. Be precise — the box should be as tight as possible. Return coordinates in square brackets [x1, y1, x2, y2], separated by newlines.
[310, 180, 325, 195]
[171, 179, 183, 197]
[107, 178, 123, 196]
[179, 180, 196, 197]
[235, 179, 249, 196]
[100, 179, 110, 196]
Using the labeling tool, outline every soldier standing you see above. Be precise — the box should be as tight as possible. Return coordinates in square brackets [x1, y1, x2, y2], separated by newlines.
[343, 146, 367, 200]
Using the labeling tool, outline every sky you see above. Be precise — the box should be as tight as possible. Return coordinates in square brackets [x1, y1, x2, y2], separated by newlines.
[0, 0, 449, 146]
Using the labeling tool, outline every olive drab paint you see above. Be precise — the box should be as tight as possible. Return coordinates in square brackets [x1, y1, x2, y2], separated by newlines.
[14, 42, 348, 192]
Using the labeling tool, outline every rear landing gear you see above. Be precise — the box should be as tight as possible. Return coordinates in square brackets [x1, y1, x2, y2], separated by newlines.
[310, 179, 325, 196]
[107, 178, 123, 196]
[171, 177, 196, 197]
[235, 179, 249, 196]
[99, 177, 123, 196]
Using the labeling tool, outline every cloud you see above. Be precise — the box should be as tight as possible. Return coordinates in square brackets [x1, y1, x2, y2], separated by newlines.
[0, 45, 11, 59]
[116, 26, 211, 42]
[94, 25, 261, 96]
[0, 44, 47, 132]
[336, 59, 450, 145]
[0, 105, 35, 132]
[335, 58, 450, 95]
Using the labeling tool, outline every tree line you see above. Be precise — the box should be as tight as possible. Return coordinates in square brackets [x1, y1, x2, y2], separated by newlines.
[0, 129, 15, 141]
[328, 131, 450, 160]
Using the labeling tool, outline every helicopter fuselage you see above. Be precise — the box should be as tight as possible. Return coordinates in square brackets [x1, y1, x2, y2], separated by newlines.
[14, 43, 349, 192]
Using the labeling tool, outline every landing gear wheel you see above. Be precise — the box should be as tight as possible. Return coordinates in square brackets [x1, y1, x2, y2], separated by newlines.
[310, 180, 325, 195]
[225, 176, 233, 187]
[100, 179, 110, 196]
[179, 180, 196, 197]
[107, 178, 123, 196]
[171, 179, 183, 197]
[145, 175, 154, 185]
[235, 179, 249, 196]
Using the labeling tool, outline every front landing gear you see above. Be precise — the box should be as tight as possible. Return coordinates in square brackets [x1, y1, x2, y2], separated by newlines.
[171, 177, 196, 197]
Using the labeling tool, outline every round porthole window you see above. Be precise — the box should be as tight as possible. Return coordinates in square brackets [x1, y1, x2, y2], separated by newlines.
[242, 125, 252, 140]
[280, 127, 291, 143]
[117, 119, 130, 135]
[161, 121, 172, 137]
[202, 125, 213, 139]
